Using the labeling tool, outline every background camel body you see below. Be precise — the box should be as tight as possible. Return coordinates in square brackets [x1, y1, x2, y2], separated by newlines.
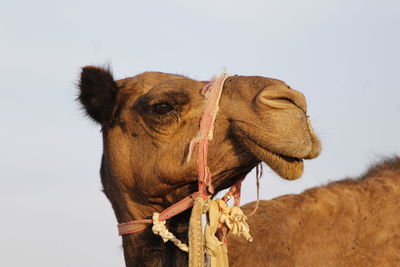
[228, 157, 400, 267]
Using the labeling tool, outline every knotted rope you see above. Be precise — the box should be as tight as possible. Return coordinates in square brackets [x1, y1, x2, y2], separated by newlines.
[151, 196, 253, 267]
[152, 212, 189, 252]
[189, 197, 253, 267]
[205, 199, 253, 266]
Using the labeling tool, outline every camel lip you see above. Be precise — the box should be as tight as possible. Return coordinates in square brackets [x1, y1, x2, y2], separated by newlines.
[231, 124, 304, 162]
[257, 142, 304, 165]
[230, 123, 305, 180]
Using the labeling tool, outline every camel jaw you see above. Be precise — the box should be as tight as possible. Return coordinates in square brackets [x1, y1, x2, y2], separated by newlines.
[231, 125, 305, 180]
[212, 163, 259, 193]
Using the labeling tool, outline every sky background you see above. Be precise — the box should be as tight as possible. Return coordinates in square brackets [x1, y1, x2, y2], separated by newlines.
[1, 0, 399, 266]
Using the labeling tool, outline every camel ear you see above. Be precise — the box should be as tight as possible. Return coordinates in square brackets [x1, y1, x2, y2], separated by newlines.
[79, 66, 118, 124]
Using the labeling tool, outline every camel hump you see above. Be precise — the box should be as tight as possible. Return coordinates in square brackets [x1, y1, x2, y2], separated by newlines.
[239, 156, 400, 219]
[359, 156, 400, 180]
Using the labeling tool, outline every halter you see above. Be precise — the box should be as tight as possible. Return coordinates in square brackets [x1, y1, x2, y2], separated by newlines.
[118, 72, 245, 236]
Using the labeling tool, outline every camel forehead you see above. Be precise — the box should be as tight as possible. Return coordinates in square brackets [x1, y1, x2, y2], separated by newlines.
[114, 72, 289, 106]
[114, 72, 194, 102]
[229, 75, 288, 88]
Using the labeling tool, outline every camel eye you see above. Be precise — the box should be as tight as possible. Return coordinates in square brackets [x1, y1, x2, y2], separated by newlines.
[151, 102, 174, 115]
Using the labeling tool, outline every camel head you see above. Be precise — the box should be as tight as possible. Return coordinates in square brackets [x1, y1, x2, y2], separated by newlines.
[78, 66, 321, 223]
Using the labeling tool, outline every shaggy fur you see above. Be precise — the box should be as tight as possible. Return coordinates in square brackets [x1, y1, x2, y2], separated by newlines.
[228, 157, 400, 267]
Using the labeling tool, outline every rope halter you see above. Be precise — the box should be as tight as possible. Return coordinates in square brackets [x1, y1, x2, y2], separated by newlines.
[117, 72, 249, 240]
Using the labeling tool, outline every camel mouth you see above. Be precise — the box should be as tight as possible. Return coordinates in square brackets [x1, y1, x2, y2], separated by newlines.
[231, 125, 305, 180]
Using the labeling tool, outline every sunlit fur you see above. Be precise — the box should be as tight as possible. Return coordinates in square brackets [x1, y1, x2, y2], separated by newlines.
[228, 157, 400, 266]
[79, 66, 320, 267]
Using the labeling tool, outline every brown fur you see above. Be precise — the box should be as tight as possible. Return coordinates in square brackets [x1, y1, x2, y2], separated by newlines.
[228, 157, 400, 267]
[78, 66, 320, 267]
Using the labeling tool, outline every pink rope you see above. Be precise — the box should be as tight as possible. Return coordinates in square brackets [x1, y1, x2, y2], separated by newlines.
[187, 73, 233, 197]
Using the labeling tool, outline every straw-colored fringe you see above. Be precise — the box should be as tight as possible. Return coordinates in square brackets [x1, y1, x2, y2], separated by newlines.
[189, 197, 205, 267]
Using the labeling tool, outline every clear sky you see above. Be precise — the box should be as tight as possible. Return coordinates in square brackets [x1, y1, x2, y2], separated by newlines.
[1, 0, 399, 266]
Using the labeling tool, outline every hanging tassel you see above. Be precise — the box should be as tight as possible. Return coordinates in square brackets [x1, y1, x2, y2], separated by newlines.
[189, 197, 205, 267]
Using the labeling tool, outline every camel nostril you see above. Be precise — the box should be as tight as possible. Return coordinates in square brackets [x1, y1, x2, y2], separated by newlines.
[257, 88, 307, 114]
[260, 96, 296, 108]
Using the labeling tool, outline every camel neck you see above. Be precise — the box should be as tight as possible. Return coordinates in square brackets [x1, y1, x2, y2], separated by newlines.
[121, 210, 191, 267]
[109, 190, 192, 266]
[100, 152, 195, 266]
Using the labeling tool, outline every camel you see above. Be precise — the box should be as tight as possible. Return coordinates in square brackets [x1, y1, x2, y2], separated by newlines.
[78, 66, 398, 266]
[228, 157, 400, 266]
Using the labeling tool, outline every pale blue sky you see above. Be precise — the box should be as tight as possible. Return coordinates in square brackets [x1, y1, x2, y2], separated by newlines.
[1, 1, 399, 266]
